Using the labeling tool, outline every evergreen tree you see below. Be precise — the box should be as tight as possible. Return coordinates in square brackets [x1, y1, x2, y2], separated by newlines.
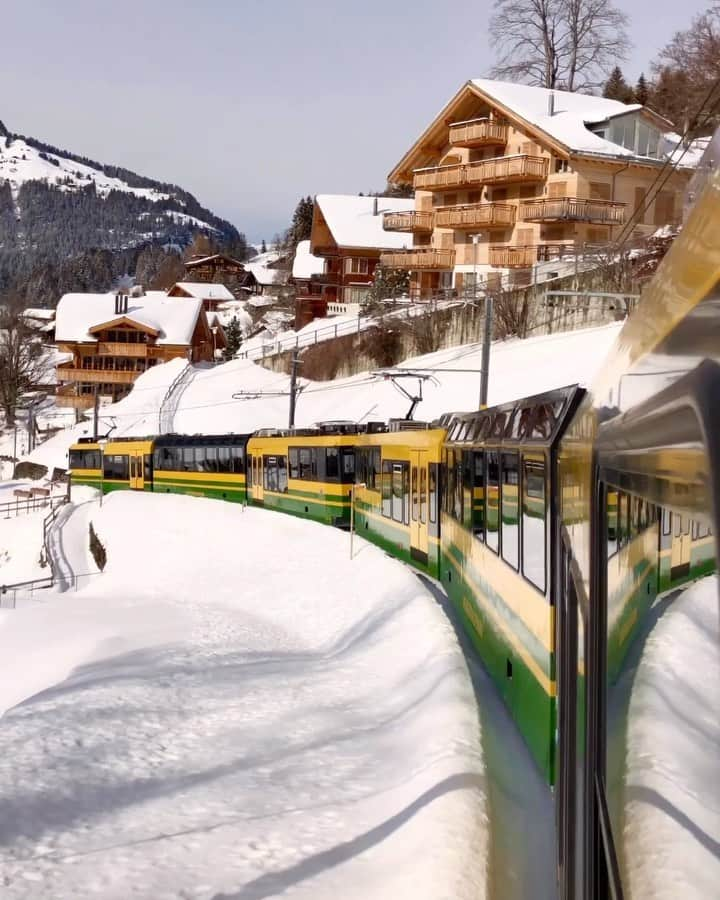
[260, 239, 267, 254]
[634, 73, 649, 105]
[289, 196, 314, 247]
[223, 315, 243, 360]
[603, 66, 634, 103]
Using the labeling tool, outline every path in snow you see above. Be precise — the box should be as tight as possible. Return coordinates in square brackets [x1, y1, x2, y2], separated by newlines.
[45, 489, 101, 592]
[0, 493, 487, 900]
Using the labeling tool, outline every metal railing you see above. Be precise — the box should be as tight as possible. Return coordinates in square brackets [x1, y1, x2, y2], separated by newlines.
[0, 492, 66, 519]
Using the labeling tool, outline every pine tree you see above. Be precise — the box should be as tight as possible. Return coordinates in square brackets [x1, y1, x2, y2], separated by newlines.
[223, 315, 243, 360]
[261, 239, 267, 254]
[289, 196, 314, 247]
[603, 66, 633, 103]
[634, 73, 649, 105]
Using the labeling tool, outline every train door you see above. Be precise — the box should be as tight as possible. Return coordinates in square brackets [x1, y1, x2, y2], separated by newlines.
[670, 512, 692, 580]
[252, 454, 264, 503]
[129, 452, 145, 491]
[409, 451, 429, 563]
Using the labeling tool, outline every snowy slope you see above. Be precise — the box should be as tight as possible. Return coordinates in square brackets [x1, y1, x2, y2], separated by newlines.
[22, 322, 623, 474]
[0, 492, 487, 899]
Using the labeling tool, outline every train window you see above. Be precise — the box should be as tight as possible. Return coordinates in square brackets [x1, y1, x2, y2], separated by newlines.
[443, 450, 453, 516]
[218, 447, 231, 473]
[341, 449, 355, 482]
[618, 492, 629, 549]
[381, 460, 392, 517]
[522, 459, 546, 591]
[460, 451, 472, 530]
[70, 449, 101, 469]
[299, 448, 313, 480]
[326, 448, 339, 481]
[277, 456, 288, 493]
[501, 453, 519, 570]
[264, 456, 278, 491]
[289, 448, 299, 479]
[392, 463, 404, 523]
[472, 451, 484, 540]
[103, 454, 129, 480]
[182, 447, 195, 472]
[231, 445, 245, 473]
[205, 447, 219, 473]
[429, 463, 438, 523]
[247, 456, 253, 487]
[607, 489, 619, 557]
[454, 455, 463, 523]
[420, 466, 427, 524]
[144, 454, 152, 481]
[662, 508, 671, 536]
[485, 452, 500, 553]
[411, 465, 418, 521]
[490, 413, 507, 438]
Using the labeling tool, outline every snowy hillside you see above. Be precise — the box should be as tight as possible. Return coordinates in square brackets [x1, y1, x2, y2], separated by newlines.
[23, 322, 623, 474]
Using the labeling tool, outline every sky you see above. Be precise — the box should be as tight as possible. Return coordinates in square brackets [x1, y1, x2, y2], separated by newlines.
[0, 0, 711, 242]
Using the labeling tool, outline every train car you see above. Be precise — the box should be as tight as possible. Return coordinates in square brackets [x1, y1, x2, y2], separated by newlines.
[440, 385, 585, 781]
[354, 423, 446, 576]
[554, 132, 720, 900]
[67, 438, 102, 490]
[94, 437, 155, 493]
[246, 424, 362, 526]
[152, 433, 249, 502]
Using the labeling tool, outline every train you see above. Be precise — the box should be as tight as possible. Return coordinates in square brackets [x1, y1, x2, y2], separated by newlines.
[69, 137, 720, 900]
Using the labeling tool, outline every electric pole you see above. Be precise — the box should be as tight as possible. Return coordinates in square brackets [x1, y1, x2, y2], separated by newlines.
[288, 349, 300, 429]
[479, 295, 493, 409]
[93, 386, 100, 441]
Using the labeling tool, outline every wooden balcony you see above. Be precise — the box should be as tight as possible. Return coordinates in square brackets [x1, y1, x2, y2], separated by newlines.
[96, 341, 148, 357]
[520, 197, 625, 224]
[435, 203, 516, 230]
[449, 118, 508, 148]
[56, 391, 95, 410]
[414, 154, 548, 191]
[380, 249, 455, 270]
[466, 154, 548, 185]
[489, 243, 576, 267]
[382, 211, 434, 233]
[413, 164, 466, 191]
[57, 368, 138, 385]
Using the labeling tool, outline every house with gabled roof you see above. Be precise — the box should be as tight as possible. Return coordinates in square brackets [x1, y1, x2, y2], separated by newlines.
[166, 282, 235, 312]
[297, 194, 414, 327]
[54, 289, 225, 410]
[183, 253, 258, 297]
[383, 79, 700, 297]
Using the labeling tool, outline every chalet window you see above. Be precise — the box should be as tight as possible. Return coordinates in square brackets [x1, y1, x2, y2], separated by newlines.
[519, 185, 539, 199]
[634, 187, 646, 223]
[444, 193, 458, 207]
[654, 191, 675, 226]
[468, 190, 482, 204]
[548, 181, 567, 199]
[521, 141, 539, 156]
[589, 182, 612, 201]
[344, 286, 371, 305]
[345, 258, 369, 275]
[554, 158, 570, 173]
[439, 232, 454, 250]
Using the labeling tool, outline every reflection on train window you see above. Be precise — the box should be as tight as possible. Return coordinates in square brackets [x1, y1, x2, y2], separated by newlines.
[342, 449, 355, 479]
[298, 448, 314, 480]
[391, 464, 404, 523]
[522, 459, 546, 591]
[420, 466, 427, 524]
[70, 449, 102, 469]
[501, 452, 519, 570]
[485, 452, 500, 553]
[618, 492, 629, 549]
[263, 455, 288, 493]
[411, 466, 418, 521]
[326, 448, 339, 480]
[471, 450, 484, 539]
[607, 490, 619, 557]
[454, 455, 463, 522]
[103, 454, 129, 480]
[662, 508, 671, 536]
[429, 463, 437, 523]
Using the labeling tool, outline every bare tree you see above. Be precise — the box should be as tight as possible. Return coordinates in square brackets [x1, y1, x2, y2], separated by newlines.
[489, 0, 630, 91]
[0, 296, 46, 427]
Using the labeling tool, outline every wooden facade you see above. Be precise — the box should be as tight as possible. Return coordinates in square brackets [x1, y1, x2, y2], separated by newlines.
[183, 254, 258, 298]
[385, 82, 692, 298]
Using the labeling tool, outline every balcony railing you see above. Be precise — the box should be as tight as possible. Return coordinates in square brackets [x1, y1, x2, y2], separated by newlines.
[382, 211, 434, 233]
[489, 243, 576, 267]
[96, 341, 148, 357]
[520, 197, 626, 224]
[435, 203, 516, 230]
[380, 249, 455, 270]
[449, 118, 508, 148]
[414, 154, 548, 190]
[55, 391, 95, 410]
[56, 368, 138, 384]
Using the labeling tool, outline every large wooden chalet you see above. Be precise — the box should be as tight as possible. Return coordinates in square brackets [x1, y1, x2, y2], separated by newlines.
[183, 253, 259, 298]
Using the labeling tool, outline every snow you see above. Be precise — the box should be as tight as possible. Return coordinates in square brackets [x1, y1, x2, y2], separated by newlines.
[608, 575, 720, 899]
[54, 291, 202, 346]
[469, 79, 698, 166]
[22, 308, 55, 321]
[0, 492, 487, 899]
[22, 322, 623, 473]
[292, 240, 325, 279]
[315, 195, 415, 250]
[0, 136, 173, 204]
[170, 283, 235, 302]
[213, 300, 254, 334]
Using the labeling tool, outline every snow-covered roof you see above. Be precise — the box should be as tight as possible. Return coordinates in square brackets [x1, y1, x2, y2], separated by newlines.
[314, 195, 415, 250]
[170, 282, 235, 302]
[244, 261, 282, 286]
[185, 253, 244, 268]
[55, 291, 203, 345]
[470, 79, 676, 161]
[292, 240, 325, 280]
[23, 308, 55, 320]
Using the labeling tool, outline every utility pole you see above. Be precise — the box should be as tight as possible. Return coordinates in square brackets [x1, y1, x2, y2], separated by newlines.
[479, 295, 493, 409]
[288, 349, 300, 429]
[93, 386, 100, 441]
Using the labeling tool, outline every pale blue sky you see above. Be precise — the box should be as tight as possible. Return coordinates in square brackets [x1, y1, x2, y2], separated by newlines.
[0, 0, 709, 241]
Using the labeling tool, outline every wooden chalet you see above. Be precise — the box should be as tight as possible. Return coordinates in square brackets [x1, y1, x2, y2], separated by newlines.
[183, 253, 258, 298]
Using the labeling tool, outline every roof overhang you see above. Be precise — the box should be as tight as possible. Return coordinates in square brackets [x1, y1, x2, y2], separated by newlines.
[87, 316, 160, 336]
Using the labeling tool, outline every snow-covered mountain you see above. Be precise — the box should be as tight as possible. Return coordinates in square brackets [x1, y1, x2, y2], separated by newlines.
[0, 120, 247, 303]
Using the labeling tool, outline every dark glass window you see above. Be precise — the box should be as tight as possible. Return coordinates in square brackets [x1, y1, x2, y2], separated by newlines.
[217, 447, 231, 473]
[403, 464, 410, 525]
[231, 445, 245, 473]
[103, 454, 129, 480]
[342, 449, 355, 482]
[485, 452, 500, 553]
[501, 453, 520, 569]
[264, 456, 278, 491]
[382, 460, 392, 517]
[144, 454, 152, 481]
[429, 463, 438, 524]
[618, 492, 629, 549]
[392, 464, 404, 523]
[70, 449, 101, 470]
[299, 448, 313, 480]
[289, 447, 299, 479]
[278, 455, 288, 492]
[420, 466, 427, 525]
[473, 450, 484, 539]
[411, 465, 419, 522]
[182, 447, 195, 472]
[205, 447, 218, 473]
[326, 448, 339, 480]
[522, 459, 546, 591]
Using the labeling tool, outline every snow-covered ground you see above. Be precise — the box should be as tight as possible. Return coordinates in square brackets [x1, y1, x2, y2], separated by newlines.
[0, 492, 486, 899]
[21, 322, 623, 475]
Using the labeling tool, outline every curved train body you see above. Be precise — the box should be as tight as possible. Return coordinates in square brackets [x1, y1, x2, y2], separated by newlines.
[68, 137, 720, 900]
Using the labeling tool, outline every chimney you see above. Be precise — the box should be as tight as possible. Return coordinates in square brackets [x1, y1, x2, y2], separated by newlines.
[548, 91, 555, 117]
[114, 293, 120, 315]
[123, 294, 129, 314]
[373, 197, 378, 216]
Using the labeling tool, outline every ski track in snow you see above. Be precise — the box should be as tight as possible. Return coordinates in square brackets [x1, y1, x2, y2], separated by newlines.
[0, 493, 487, 900]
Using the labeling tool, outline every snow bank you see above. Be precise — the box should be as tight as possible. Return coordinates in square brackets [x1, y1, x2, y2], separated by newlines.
[0, 493, 486, 899]
[619, 576, 720, 899]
